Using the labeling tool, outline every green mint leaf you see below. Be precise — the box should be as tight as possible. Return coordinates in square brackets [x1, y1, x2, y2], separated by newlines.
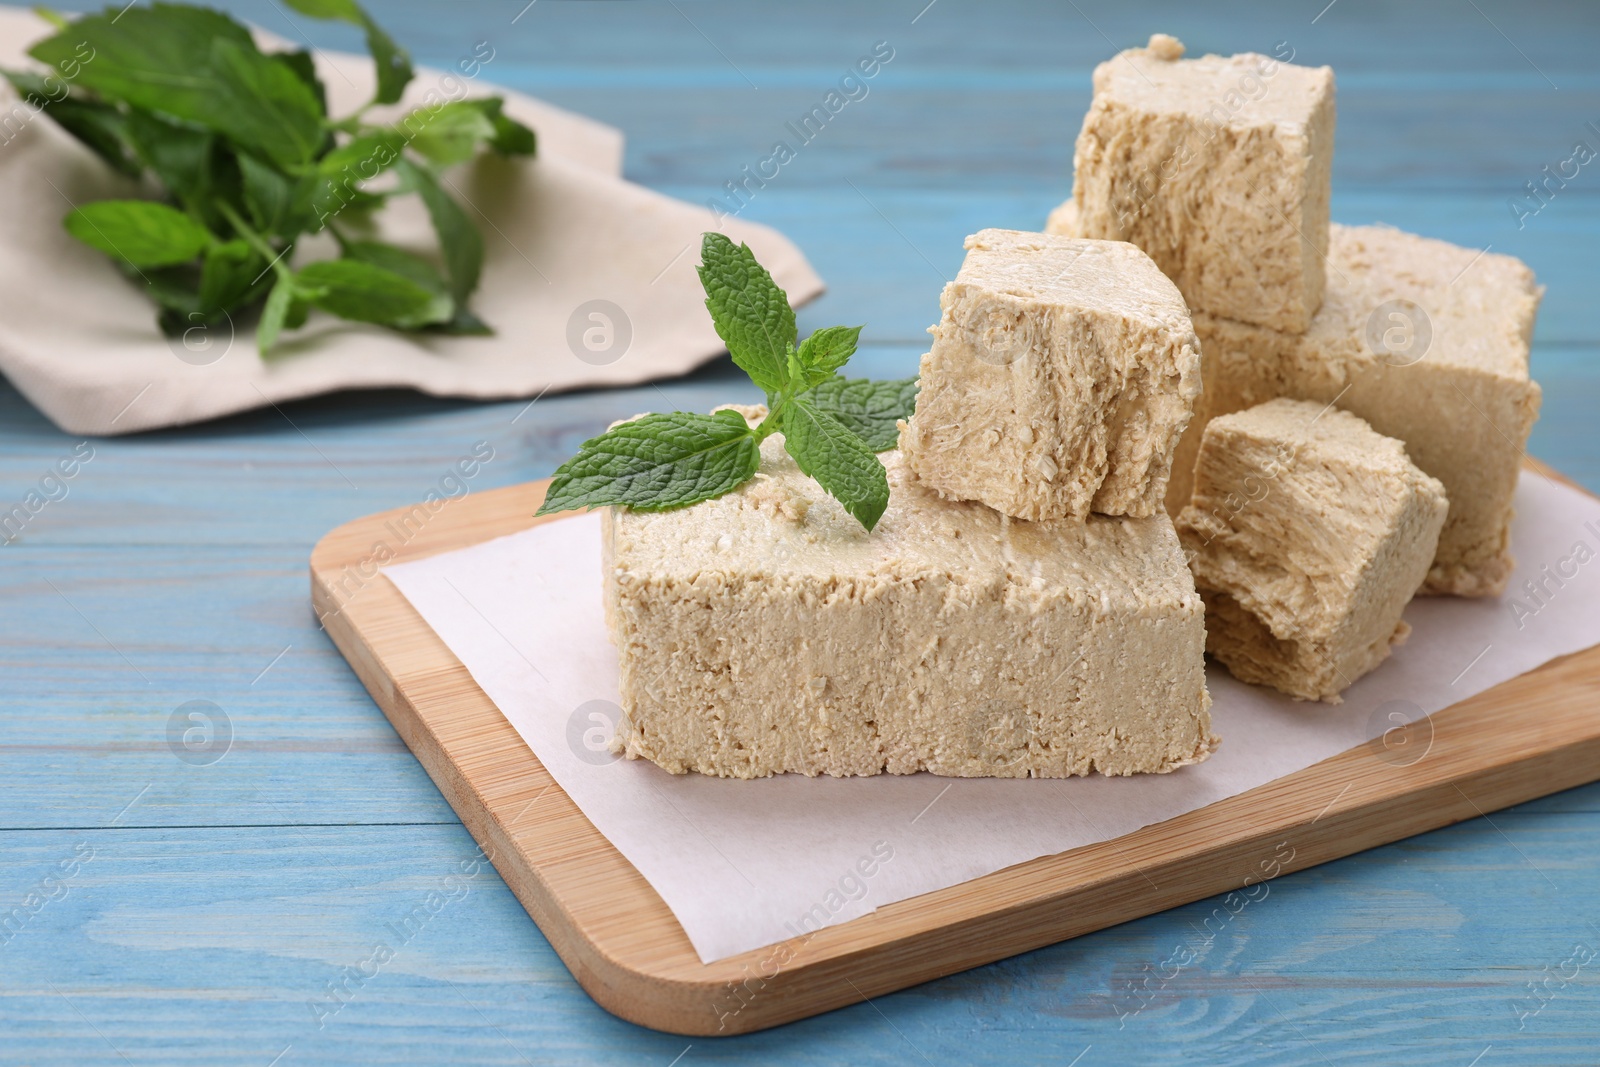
[318, 129, 406, 176]
[197, 238, 264, 312]
[340, 240, 448, 296]
[238, 151, 320, 237]
[803, 376, 918, 452]
[488, 112, 536, 157]
[294, 258, 453, 328]
[49, 100, 143, 177]
[123, 109, 216, 206]
[0, 70, 142, 177]
[28, 6, 256, 119]
[1, 69, 54, 101]
[156, 305, 203, 337]
[285, 293, 313, 330]
[64, 200, 213, 267]
[257, 273, 296, 354]
[359, 13, 413, 105]
[308, 186, 386, 233]
[30, 5, 324, 169]
[537, 410, 760, 516]
[281, 0, 412, 105]
[697, 232, 795, 396]
[279, 0, 362, 18]
[25, 6, 322, 165]
[453, 96, 536, 157]
[209, 38, 325, 167]
[276, 48, 328, 114]
[33, 7, 70, 31]
[143, 267, 203, 315]
[795, 325, 862, 382]
[397, 158, 483, 304]
[785, 343, 805, 388]
[314, 130, 405, 225]
[780, 397, 891, 531]
[401, 100, 497, 167]
[429, 308, 494, 336]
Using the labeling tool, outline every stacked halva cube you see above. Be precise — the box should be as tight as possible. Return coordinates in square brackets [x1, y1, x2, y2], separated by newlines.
[1049, 34, 1541, 700]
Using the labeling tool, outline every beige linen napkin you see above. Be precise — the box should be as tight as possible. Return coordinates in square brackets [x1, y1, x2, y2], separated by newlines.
[0, 7, 824, 434]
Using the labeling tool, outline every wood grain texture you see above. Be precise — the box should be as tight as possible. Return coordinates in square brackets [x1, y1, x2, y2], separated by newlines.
[3, 0, 1599, 1061]
[307, 460, 1600, 1035]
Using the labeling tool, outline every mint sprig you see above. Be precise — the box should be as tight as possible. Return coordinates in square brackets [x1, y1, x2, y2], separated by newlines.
[537, 233, 919, 531]
[7, 1, 536, 354]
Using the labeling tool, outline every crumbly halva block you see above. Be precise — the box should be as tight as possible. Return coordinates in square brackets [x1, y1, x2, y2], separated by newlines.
[1177, 399, 1448, 703]
[899, 228, 1202, 522]
[1071, 34, 1336, 333]
[1049, 206, 1544, 595]
[603, 433, 1216, 779]
[1161, 224, 1543, 597]
[1044, 197, 1079, 239]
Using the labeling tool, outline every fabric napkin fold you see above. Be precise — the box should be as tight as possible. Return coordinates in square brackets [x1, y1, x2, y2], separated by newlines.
[0, 6, 824, 434]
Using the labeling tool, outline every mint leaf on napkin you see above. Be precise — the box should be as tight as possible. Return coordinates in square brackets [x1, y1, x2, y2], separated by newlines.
[206, 37, 325, 166]
[538, 235, 915, 532]
[27, 5, 256, 122]
[294, 259, 454, 329]
[12, 1, 535, 354]
[398, 159, 485, 306]
[281, 0, 412, 104]
[405, 101, 499, 167]
[63, 200, 213, 266]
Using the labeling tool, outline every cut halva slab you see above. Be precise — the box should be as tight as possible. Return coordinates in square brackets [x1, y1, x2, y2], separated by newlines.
[1072, 35, 1336, 333]
[1176, 399, 1448, 703]
[900, 228, 1202, 522]
[603, 432, 1216, 778]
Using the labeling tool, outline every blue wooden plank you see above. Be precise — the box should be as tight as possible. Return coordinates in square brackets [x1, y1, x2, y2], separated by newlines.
[1, 813, 1597, 1065]
[3, 0, 1599, 1061]
[169, 0, 1600, 197]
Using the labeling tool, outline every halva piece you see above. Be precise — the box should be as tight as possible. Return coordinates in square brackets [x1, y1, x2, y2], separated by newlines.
[1049, 203, 1544, 595]
[1169, 225, 1543, 597]
[900, 228, 1202, 522]
[603, 432, 1216, 778]
[1071, 34, 1336, 333]
[1177, 399, 1448, 703]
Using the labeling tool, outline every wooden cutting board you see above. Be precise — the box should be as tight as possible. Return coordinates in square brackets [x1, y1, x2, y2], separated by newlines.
[309, 460, 1600, 1037]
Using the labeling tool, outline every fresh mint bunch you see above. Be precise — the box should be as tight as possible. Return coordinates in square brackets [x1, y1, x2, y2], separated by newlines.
[537, 233, 918, 531]
[5, 1, 535, 354]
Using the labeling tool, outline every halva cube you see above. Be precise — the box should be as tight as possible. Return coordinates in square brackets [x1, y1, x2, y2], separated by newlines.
[604, 434, 1216, 778]
[1165, 225, 1543, 597]
[1072, 34, 1336, 333]
[1176, 399, 1448, 703]
[900, 228, 1202, 522]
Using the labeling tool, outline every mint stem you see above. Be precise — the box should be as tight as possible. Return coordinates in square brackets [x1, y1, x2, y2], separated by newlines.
[217, 202, 292, 281]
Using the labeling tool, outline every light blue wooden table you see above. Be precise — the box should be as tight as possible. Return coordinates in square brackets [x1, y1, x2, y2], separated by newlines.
[3, 1, 1598, 1062]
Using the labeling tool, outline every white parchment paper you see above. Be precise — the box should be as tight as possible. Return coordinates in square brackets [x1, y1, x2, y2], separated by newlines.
[384, 472, 1600, 963]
